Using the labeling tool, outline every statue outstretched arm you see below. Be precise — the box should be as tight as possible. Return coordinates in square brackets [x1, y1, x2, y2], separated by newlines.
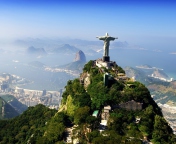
[96, 36, 105, 40]
[109, 37, 118, 41]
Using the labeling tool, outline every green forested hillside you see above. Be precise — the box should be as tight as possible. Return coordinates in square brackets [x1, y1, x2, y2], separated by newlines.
[0, 104, 57, 144]
[0, 95, 28, 114]
[0, 61, 175, 144]
[59, 60, 175, 143]
[0, 97, 20, 119]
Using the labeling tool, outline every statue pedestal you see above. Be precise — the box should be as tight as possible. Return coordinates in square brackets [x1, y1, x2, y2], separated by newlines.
[103, 56, 110, 62]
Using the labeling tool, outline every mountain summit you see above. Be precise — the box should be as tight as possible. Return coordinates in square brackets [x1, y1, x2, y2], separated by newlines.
[26, 46, 47, 55]
[58, 60, 175, 143]
[74, 50, 86, 62]
[53, 44, 79, 54]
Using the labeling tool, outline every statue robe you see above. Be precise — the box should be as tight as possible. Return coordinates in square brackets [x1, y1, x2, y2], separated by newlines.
[98, 36, 116, 56]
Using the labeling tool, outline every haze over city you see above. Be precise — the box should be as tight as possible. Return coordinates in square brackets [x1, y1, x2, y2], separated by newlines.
[0, 0, 176, 80]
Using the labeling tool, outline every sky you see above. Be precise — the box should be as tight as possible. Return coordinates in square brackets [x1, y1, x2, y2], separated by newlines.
[0, 0, 176, 48]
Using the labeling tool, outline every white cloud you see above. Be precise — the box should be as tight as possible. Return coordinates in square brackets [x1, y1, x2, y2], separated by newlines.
[170, 52, 176, 55]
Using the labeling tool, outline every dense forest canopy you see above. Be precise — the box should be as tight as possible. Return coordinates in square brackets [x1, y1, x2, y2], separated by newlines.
[0, 60, 175, 143]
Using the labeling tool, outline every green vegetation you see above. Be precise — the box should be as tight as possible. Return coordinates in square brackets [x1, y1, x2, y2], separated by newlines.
[59, 61, 175, 143]
[0, 60, 175, 143]
[83, 60, 93, 73]
[0, 95, 28, 114]
[0, 97, 20, 119]
[124, 66, 176, 105]
[117, 66, 125, 74]
[0, 94, 27, 120]
[61, 78, 91, 118]
[0, 98, 3, 119]
[0, 104, 58, 144]
[146, 80, 176, 105]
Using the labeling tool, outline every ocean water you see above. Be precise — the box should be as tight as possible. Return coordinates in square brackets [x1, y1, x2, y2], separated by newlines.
[0, 48, 175, 91]
[0, 62, 74, 91]
[0, 53, 76, 91]
[165, 72, 176, 80]
[108, 48, 176, 79]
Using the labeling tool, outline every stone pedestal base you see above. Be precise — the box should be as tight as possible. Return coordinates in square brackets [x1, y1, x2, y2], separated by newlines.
[103, 56, 110, 62]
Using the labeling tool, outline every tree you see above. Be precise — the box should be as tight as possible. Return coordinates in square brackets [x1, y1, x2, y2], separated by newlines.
[74, 106, 90, 125]
[44, 122, 65, 143]
[83, 60, 93, 72]
[73, 93, 91, 108]
[152, 115, 174, 143]
[87, 130, 100, 143]
[87, 81, 109, 109]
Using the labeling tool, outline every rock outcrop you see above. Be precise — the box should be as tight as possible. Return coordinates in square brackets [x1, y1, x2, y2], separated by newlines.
[74, 50, 86, 62]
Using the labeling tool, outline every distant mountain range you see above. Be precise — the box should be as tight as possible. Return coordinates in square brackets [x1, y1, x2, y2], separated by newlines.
[28, 61, 46, 68]
[56, 50, 86, 73]
[152, 69, 169, 79]
[57, 61, 86, 73]
[124, 66, 147, 83]
[111, 41, 129, 48]
[136, 64, 153, 69]
[26, 46, 47, 56]
[14, 38, 129, 48]
[124, 66, 170, 84]
[13, 38, 130, 55]
[52, 44, 80, 54]
[26, 44, 83, 56]
[0, 97, 19, 119]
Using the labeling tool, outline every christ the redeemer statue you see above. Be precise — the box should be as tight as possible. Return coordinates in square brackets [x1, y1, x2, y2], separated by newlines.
[96, 33, 118, 62]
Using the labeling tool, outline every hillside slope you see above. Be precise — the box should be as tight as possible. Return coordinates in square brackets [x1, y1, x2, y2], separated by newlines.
[59, 60, 175, 143]
[0, 95, 28, 114]
[0, 61, 175, 144]
[0, 104, 57, 143]
[0, 97, 19, 119]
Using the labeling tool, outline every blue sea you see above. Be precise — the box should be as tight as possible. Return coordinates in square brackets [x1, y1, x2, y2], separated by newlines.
[107, 48, 176, 80]
[0, 47, 175, 91]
